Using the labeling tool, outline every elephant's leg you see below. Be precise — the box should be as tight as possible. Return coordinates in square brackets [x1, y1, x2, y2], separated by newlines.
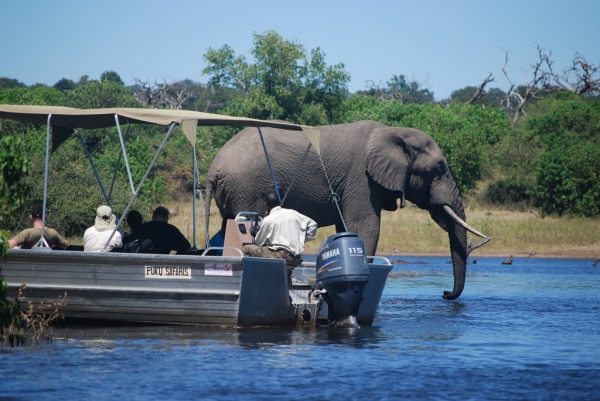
[343, 186, 383, 256]
[357, 223, 380, 257]
[341, 213, 381, 256]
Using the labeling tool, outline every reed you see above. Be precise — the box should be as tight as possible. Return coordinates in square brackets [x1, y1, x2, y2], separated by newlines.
[0, 284, 68, 347]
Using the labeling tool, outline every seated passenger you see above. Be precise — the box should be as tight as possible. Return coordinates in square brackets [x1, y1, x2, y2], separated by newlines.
[122, 209, 143, 245]
[208, 213, 236, 256]
[128, 206, 191, 254]
[84, 205, 123, 252]
[9, 204, 69, 249]
[243, 192, 317, 267]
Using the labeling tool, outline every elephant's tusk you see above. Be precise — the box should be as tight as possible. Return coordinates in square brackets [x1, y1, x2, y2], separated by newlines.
[443, 205, 487, 238]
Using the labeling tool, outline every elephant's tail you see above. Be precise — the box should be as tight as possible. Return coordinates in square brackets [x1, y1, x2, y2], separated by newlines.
[203, 177, 213, 249]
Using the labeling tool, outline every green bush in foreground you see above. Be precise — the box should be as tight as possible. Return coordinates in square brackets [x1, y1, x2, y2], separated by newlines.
[0, 136, 31, 343]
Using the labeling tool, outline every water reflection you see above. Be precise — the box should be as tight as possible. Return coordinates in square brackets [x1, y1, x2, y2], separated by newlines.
[236, 325, 388, 349]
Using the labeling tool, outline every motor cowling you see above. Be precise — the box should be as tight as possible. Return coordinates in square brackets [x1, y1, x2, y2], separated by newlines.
[316, 232, 370, 328]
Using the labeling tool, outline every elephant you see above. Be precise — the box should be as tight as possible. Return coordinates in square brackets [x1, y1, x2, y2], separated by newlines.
[204, 120, 487, 300]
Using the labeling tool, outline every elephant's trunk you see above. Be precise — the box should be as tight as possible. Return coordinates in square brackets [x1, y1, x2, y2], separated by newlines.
[442, 215, 467, 300]
[429, 171, 468, 300]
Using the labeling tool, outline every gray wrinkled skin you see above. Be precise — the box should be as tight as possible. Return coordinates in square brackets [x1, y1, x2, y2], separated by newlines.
[205, 120, 468, 300]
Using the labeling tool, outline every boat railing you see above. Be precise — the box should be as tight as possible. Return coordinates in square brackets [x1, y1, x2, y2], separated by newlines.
[300, 256, 391, 267]
[367, 256, 392, 265]
[201, 247, 244, 257]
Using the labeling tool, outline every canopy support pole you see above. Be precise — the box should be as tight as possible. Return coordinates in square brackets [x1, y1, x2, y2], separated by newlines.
[75, 128, 111, 207]
[191, 145, 198, 251]
[115, 115, 136, 194]
[34, 114, 52, 248]
[257, 127, 281, 203]
[104, 122, 177, 250]
[108, 122, 130, 202]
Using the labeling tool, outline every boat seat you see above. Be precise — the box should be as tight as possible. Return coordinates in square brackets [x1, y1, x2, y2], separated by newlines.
[64, 245, 84, 251]
[222, 218, 255, 257]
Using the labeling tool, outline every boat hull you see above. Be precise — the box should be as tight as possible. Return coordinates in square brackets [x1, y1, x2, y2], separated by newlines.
[2, 249, 391, 327]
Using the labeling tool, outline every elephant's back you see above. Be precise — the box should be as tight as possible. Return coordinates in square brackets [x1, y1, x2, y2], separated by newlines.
[211, 119, 384, 164]
[207, 120, 385, 222]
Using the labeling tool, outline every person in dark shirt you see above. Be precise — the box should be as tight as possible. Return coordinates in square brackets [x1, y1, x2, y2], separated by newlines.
[122, 209, 143, 245]
[207, 212, 236, 256]
[129, 206, 191, 254]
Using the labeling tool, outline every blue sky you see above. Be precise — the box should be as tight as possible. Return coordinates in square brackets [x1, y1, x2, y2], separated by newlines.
[1, 0, 598, 101]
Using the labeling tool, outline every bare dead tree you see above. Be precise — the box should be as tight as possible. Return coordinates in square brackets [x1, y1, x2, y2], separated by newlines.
[545, 52, 600, 95]
[465, 73, 495, 105]
[499, 44, 552, 126]
[365, 80, 390, 101]
[133, 79, 194, 110]
[365, 75, 434, 104]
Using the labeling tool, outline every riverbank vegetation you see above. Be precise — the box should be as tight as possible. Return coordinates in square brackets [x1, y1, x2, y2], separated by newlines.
[165, 199, 599, 259]
[1, 31, 599, 259]
[0, 136, 29, 345]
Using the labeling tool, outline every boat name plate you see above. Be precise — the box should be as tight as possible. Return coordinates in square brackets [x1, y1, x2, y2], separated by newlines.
[204, 263, 233, 276]
[144, 266, 191, 279]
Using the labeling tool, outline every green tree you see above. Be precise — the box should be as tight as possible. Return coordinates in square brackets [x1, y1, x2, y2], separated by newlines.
[53, 78, 76, 92]
[360, 74, 435, 104]
[449, 86, 505, 107]
[203, 30, 350, 126]
[525, 92, 600, 216]
[0, 77, 26, 90]
[532, 143, 600, 217]
[0, 86, 65, 106]
[100, 70, 124, 86]
[0, 136, 31, 341]
[66, 81, 140, 109]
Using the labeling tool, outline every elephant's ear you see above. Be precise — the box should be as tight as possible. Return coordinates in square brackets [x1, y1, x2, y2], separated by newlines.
[365, 127, 410, 192]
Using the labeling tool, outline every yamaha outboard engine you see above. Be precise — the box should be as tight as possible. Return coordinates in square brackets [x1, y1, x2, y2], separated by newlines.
[316, 232, 370, 328]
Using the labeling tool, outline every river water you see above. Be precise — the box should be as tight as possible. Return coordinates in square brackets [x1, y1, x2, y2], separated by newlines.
[2, 256, 599, 400]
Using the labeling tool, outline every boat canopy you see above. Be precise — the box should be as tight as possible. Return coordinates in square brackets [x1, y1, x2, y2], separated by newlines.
[0, 104, 322, 250]
[0, 105, 321, 153]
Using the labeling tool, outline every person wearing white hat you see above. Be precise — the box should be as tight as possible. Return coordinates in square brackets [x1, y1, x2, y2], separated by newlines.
[83, 205, 123, 252]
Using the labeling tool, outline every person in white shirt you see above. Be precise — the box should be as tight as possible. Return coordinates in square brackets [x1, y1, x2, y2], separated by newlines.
[83, 205, 122, 252]
[243, 192, 317, 268]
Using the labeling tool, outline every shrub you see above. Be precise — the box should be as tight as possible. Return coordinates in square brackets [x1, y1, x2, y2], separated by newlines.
[482, 179, 532, 209]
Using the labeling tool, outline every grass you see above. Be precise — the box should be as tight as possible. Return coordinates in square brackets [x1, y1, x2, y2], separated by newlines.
[371, 203, 600, 258]
[70, 198, 599, 259]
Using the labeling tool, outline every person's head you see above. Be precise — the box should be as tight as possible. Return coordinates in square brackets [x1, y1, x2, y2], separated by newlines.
[95, 205, 117, 231]
[127, 210, 143, 231]
[265, 191, 281, 211]
[96, 205, 113, 220]
[30, 203, 45, 221]
[152, 206, 170, 222]
[221, 212, 236, 233]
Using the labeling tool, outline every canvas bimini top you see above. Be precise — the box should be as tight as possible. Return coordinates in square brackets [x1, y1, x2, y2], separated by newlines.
[0, 104, 321, 250]
[0, 105, 321, 152]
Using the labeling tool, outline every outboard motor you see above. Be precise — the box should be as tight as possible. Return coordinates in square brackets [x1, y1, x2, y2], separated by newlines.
[316, 232, 370, 328]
